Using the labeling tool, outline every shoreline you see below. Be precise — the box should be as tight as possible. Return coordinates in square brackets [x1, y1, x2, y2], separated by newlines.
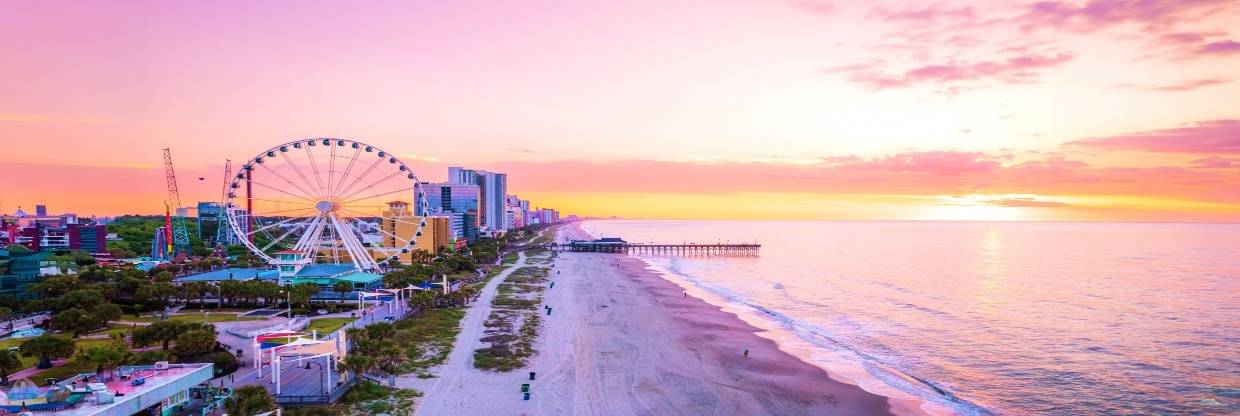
[574, 221, 955, 416]
[543, 222, 919, 415]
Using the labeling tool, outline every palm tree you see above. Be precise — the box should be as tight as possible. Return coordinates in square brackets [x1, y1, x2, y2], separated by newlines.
[77, 344, 126, 381]
[0, 350, 22, 385]
[412, 291, 435, 313]
[225, 385, 276, 416]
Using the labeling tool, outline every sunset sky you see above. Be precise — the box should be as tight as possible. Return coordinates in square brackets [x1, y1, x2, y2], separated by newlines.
[3, 0, 1239, 221]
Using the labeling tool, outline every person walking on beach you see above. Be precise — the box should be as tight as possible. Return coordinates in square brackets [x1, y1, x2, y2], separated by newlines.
[743, 348, 749, 359]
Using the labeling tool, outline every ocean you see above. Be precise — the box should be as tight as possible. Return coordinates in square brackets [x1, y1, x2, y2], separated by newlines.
[579, 220, 1240, 415]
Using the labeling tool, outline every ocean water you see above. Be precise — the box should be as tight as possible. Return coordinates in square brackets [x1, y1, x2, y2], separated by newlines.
[580, 220, 1240, 415]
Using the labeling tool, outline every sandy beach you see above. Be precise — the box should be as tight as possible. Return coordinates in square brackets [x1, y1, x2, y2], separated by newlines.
[407, 223, 927, 415]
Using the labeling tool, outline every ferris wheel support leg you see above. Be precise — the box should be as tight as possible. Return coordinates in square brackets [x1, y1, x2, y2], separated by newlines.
[329, 213, 380, 271]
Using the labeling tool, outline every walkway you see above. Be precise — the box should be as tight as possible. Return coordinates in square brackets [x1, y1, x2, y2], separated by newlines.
[402, 251, 529, 415]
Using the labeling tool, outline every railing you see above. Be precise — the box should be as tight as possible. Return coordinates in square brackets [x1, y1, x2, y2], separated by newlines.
[274, 372, 357, 406]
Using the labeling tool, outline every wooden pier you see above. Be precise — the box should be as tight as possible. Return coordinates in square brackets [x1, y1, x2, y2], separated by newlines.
[553, 240, 760, 256]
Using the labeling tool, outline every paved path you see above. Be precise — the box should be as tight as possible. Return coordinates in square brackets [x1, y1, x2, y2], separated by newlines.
[404, 251, 528, 415]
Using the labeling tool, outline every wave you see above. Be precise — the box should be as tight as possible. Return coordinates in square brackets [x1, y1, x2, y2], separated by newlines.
[644, 255, 991, 416]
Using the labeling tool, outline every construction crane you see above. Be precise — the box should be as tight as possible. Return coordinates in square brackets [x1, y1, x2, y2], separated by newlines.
[163, 148, 192, 258]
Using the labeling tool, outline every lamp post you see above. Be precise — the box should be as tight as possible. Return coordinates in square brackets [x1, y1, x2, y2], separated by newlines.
[303, 360, 325, 396]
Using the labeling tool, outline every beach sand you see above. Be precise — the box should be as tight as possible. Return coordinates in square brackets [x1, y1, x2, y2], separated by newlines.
[408, 223, 925, 415]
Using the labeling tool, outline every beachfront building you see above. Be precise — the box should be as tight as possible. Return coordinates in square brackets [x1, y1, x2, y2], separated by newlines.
[447, 167, 508, 232]
[417, 182, 480, 216]
[415, 182, 481, 245]
[0, 363, 216, 416]
[528, 208, 561, 225]
[377, 202, 453, 262]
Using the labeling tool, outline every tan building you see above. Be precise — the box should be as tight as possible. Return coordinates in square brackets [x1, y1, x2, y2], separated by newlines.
[377, 201, 452, 264]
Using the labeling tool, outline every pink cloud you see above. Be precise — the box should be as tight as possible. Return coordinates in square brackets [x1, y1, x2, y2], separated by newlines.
[841, 53, 1074, 90]
[1197, 39, 1240, 55]
[1066, 119, 1240, 154]
[1017, 0, 1228, 33]
[1157, 32, 1208, 44]
[790, 0, 836, 17]
[1114, 77, 1231, 91]
[869, 5, 976, 24]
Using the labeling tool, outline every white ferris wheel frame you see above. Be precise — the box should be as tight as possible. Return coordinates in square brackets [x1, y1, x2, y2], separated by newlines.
[224, 138, 429, 272]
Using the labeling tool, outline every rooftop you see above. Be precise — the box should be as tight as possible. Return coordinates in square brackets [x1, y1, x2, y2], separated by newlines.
[1, 363, 213, 416]
[295, 264, 357, 278]
[177, 267, 279, 283]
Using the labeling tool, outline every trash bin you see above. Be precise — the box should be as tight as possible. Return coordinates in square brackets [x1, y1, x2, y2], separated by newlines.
[530, 371, 536, 380]
[522, 383, 530, 392]
[523, 392, 530, 401]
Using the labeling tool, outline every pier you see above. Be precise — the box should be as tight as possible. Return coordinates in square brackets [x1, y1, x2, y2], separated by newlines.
[554, 238, 760, 256]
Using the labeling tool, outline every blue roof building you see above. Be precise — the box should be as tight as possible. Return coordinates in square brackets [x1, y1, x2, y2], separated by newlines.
[175, 268, 279, 284]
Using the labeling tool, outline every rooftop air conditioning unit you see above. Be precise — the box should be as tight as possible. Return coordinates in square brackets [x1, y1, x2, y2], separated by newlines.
[154, 361, 170, 369]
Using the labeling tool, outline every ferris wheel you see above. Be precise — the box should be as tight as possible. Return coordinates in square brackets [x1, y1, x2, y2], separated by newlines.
[225, 138, 429, 271]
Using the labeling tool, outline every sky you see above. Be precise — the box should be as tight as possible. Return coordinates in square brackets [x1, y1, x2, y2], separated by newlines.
[2, 0, 1239, 222]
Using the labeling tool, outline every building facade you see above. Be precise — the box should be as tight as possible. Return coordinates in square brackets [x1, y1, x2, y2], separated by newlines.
[447, 167, 508, 232]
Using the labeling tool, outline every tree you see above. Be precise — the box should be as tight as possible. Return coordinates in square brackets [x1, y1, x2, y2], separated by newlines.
[412, 291, 435, 312]
[0, 350, 21, 385]
[77, 343, 126, 379]
[91, 303, 123, 325]
[333, 280, 354, 299]
[19, 335, 75, 369]
[344, 323, 405, 374]
[226, 385, 277, 416]
[173, 328, 217, 357]
[50, 308, 99, 337]
[183, 282, 210, 307]
[340, 353, 374, 375]
[289, 283, 320, 309]
[62, 288, 107, 311]
[137, 320, 183, 351]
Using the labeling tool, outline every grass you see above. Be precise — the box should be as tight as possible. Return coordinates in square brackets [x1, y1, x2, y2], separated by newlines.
[0, 326, 133, 370]
[474, 265, 549, 371]
[305, 317, 356, 336]
[501, 252, 519, 265]
[23, 337, 119, 385]
[393, 308, 466, 373]
[262, 317, 357, 345]
[29, 361, 95, 386]
[339, 381, 422, 416]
